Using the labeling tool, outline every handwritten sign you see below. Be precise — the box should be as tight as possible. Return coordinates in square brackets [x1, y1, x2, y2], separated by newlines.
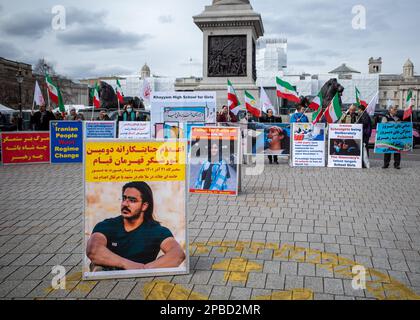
[374, 122, 413, 154]
[85, 141, 187, 182]
[118, 122, 151, 140]
[1, 132, 50, 165]
[84, 121, 117, 139]
[50, 121, 83, 163]
[328, 124, 363, 169]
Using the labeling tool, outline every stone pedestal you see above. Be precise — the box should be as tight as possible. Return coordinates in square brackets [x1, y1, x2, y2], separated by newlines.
[193, 0, 264, 109]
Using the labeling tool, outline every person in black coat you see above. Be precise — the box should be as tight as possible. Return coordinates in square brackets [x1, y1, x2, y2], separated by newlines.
[357, 105, 373, 167]
[260, 109, 282, 164]
[382, 106, 401, 169]
[30, 105, 56, 131]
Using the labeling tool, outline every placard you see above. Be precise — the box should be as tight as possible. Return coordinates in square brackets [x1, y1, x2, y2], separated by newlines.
[50, 121, 83, 163]
[328, 124, 363, 169]
[1, 132, 50, 165]
[291, 123, 326, 167]
[83, 140, 188, 280]
[118, 122, 151, 140]
[244, 123, 291, 156]
[189, 127, 240, 196]
[84, 121, 117, 139]
[374, 122, 413, 154]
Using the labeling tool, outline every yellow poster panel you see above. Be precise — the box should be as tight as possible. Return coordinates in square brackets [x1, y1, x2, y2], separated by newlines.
[85, 141, 186, 183]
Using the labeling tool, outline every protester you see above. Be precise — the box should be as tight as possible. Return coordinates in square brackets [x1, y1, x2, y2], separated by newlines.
[217, 105, 238, 123]
[97, 111, 111, 121]
[382, 106, 401, 169]
[290, 104, 309, 123]
[260, 109, 282, 164]
[66, 107, 79, 120]
[77, 112, 85, 121]
[54, 111, 64, 120]
[247, 111, 259, 123]
[340, 105, 358, 124]
[357, 105, 373, 168]
[119, 102, 138, 122]
[30, 104, 55, 131]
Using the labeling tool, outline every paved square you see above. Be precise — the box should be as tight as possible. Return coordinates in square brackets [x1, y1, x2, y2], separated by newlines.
[0, 159, 420, 300]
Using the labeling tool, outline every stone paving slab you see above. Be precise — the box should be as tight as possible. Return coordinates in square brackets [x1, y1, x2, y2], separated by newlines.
[0, 160, 420, 300]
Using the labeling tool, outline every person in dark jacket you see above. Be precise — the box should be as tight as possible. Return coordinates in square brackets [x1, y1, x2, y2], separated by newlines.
[382, 106, 401, 169]
[217, 105, 238, 123]
[260, 109, 282, 164]
[357, 105, 373, 168]
[30, 104, 56, 131]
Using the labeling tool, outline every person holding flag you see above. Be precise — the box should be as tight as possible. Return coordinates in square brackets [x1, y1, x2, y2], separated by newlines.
[290, 102, 309, 123]
[382, 106, 402, 169]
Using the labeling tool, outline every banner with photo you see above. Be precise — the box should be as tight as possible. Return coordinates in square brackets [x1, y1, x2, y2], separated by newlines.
[50, 121, 83, 164]
[150, 92, 216, 137]
[374, 122, 413, 154]
[291, 123, 326, 167]
[118, 122, 151, 140]
[84, 121, 117, 139]
[328, 124, 363, 169]
[84, 140, 188, 280]
[243, 123, 291, 156]
[1, 132, 50, 165]
[189, 127, 240, 196]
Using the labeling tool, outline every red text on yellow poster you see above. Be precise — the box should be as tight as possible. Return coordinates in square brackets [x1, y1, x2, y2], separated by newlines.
[1, 132, 50, 164]
[85, 141, 187, 183]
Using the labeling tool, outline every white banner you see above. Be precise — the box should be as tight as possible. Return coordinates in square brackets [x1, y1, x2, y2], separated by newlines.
[291, 123, 326, 167]
[118, 122, 151, 140]
[328, 124, 363, 169]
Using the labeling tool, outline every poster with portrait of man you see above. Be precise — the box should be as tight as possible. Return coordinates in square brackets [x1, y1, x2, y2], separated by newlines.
[83, 140, 188, 280]
[189, 127, 240, 196]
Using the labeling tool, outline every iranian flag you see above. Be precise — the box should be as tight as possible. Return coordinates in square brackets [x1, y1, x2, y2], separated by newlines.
[356, 87, 368, 108]
[228, 80, 241, 115]
[93, 83, 101, 109]
[245, 91, 261, 118]
[116, 79, 124, 104]
[403, 90, 414, 120]
[45, 73, 65, 112]
[311, 92, 324, 125]
[324, 93, 343, 124]
[276, 77, 300, 103]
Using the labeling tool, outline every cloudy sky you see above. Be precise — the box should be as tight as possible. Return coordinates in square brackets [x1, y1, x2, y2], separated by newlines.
[0, 0, 419, 80]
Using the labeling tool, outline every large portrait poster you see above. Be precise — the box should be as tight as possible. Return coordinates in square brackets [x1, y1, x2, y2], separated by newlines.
[189, 127, 240, 196]
[1, 132, 50, 165]
[291, 123, 326, 167]
[118, 122, 151, 140]
[244, 123, 290, 156]
[84, 140, 188, 280]
[374, 122, 413, 154]
[50, 121, 83, 164]
[151, 92, 216, 137]
[328, 124, 363, 169]
[84, 121, 117, 139]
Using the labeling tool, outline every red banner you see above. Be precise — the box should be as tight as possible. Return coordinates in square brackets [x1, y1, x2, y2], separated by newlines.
[1, 132, 50, 164]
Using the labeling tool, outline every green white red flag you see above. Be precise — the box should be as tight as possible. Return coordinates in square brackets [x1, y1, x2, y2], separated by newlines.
[116, 79, 124, 104]
[276, 77, 300, 103]
[311, 92, 324, 125]
[228, 80, 242, 115]
[245, 91, 261, 118]
[356, 87, 368, 108]
[403, 90, 414, 120]
[324, 93, 343, 124]
[45, 73, 65, 112]
[93, 83, 100, 109]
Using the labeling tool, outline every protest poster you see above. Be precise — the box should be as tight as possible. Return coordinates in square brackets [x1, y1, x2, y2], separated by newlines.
[118, 122, 151, 140]
[84, 140, 188, 280]
[243, 123, 290, 156]
[291, 123, 326, 167]
[189, 127, 240, 196]
[374, 122, 413, 154]
[84, 121, 117, 139]
[151, 92, 216, 137]
[50, 121, 83, 164]
[328, 124, 363, 169]
[1, 132, 50, 165]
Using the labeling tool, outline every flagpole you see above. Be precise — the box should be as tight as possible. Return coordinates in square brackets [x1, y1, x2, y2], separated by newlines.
[297, 106, 310, 123]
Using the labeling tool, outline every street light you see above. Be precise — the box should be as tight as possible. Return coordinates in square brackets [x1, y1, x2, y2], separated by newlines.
[16, 67, 24, 130]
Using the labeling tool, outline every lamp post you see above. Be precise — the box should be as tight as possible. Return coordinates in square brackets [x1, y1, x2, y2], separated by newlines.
[16, 67, 24, 130]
